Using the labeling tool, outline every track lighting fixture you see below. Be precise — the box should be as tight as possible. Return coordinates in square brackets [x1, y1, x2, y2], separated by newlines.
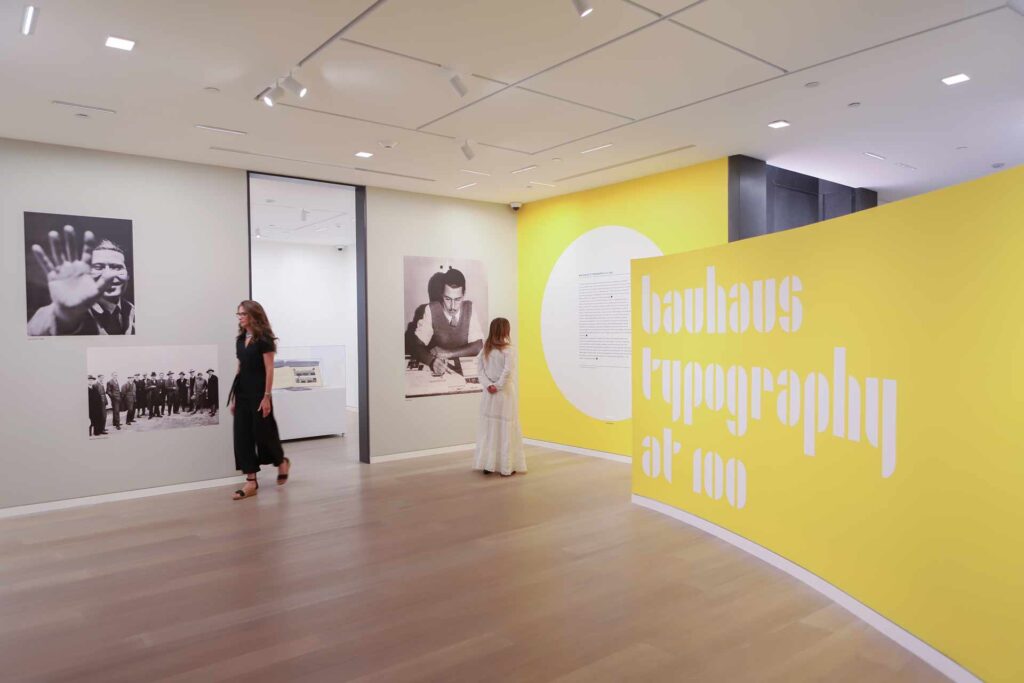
[262, 84, 284, 107]
[22, 5, 37, 35]
[281, 74, 308, 98]
[460, 140, 476, 161]
[449, 72, 469, 98]
[571, 0, 594, 18]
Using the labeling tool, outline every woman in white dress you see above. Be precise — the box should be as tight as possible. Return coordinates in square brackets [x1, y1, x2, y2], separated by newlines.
[474, 317, 526, 476]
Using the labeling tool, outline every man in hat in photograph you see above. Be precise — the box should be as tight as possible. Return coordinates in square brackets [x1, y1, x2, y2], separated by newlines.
[135, 373, 147, 418]
[106, 372, 122, 431]
[191, 371, 207, 414]
[93, 375, 109, 435]
[146, 372, 159, 419]
[176, 372, 188, 414]
[187, 370, 197, 413]
[206, 369, 219, 417]
[166, 369, 178, 415]
[157, 372, 169, 417]
[88, 375, 104, 436]
[121, 373, 136, 426]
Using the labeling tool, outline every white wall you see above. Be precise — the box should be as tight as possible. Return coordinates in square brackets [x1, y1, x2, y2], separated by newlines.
[366, 187, 517, 458]
[0, 138, 249, 509]
[251, 240, 358, 408]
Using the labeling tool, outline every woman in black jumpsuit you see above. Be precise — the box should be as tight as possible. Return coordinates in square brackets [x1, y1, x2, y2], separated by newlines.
[231, 300, 289, 500]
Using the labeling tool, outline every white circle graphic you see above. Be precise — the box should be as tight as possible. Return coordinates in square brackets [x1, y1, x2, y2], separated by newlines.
[540, 226, 662, 422]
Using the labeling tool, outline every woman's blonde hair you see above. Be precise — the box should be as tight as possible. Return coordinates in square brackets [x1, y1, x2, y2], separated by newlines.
[237, 300, 278, 351]
[484, 317, 511, 357]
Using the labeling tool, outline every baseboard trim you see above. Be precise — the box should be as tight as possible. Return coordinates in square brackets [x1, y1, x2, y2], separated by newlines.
[524, 438, 631, 464]
[372, 443, 475, 463]
[631, 494, 979, 683]
[0, 476, 241, 520]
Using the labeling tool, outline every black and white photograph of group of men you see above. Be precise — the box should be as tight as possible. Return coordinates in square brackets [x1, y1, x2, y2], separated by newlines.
[87, 345, 220, 439]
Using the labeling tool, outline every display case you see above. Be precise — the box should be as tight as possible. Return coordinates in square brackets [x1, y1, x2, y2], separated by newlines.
[271, 345, 347, 440]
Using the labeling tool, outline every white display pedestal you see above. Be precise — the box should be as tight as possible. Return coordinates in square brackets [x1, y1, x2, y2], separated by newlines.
[272, 387, 347, 441]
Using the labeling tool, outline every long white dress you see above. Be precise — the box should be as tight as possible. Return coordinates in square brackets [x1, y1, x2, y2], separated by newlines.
[473, 346, 526, 475]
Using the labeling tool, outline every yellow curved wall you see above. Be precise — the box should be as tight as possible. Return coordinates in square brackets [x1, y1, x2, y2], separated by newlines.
[518, 159, 729, 455]
[632, 164, 1024, 682]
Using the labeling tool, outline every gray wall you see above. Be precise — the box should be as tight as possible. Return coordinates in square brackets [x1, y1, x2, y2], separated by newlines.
[0, 138, 249, 508]
[366, 187, 517, 458]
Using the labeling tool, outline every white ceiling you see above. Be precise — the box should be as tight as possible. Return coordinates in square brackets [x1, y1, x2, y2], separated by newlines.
[249, 173, 357, 246]
[2, 0, 1022, 205]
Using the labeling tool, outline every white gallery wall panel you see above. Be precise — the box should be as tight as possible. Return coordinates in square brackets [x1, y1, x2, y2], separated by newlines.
[0, 138, 248, 508]
[366, 187, 517, 458]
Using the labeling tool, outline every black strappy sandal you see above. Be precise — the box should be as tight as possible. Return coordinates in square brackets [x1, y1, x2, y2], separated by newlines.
[277, 457, 291, 486]
[233, 476, 258, 500]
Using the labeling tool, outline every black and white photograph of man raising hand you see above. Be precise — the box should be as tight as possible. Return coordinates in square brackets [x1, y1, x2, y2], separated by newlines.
[24, 212, 135, 336]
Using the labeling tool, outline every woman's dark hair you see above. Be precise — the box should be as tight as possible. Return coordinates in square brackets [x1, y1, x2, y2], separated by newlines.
[237, 300, 278, 351]
[484, 317, 511, 357]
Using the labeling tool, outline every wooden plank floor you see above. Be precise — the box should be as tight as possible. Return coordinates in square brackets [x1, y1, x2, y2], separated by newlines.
[0, 436, 942, 682]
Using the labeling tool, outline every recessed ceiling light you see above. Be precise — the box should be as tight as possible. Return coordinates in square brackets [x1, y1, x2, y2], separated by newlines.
[511, 165, 538, 174]
[529, 181, 557, 187]
[105, 36, 135, 51]
[21, 5, 37, 36]
[461, 169, 490, 176]
[941, 73, 970, 86]
[581, 143, 612, 154]
[378, 140, 398, 149]
[864, 152, 886, 160]
[551, 158, 563, 163]
[456, 182, 477, 190]
[768, 120, 790, 129]
[572, 0, 594, 17]
[354, 151, 374, 158]
[194, 124, 247, 136]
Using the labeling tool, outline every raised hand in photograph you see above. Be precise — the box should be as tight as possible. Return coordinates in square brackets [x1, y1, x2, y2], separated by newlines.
[28, 224, 134, 335]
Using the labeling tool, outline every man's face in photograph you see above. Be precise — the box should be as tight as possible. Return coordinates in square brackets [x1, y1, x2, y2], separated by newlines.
[442, 284, 465, 318]
[92, 248, 128, 300]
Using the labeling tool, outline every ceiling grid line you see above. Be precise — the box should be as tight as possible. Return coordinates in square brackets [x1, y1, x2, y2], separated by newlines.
[413, 1, 714, 131]
[527, 3, 1009, 155]
[514, 86, 635, 122]
[618, 0, 664, 18]
[255, 0, 391, 101]
[335, 37, 636, 124]
[274, 103, 537, 155]
[555, 144, 697, 181]
[211, 146, 436, 182]
[669, 20, 789, 72]
[13, 0, 1019, 204]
